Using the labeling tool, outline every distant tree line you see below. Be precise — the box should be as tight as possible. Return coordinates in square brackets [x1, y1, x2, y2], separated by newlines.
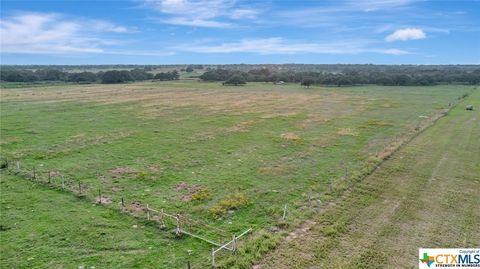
[200, 67, 480, 86]
[0, 68, 179, 84]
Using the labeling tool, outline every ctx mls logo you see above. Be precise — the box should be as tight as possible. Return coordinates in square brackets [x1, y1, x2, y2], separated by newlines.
[420, 252, 435, 267]
[419, 248, 480, 269]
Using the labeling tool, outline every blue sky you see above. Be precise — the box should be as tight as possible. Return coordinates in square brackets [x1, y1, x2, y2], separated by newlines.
[1, 0, 479, 64]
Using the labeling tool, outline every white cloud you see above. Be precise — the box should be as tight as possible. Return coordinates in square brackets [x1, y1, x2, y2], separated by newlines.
[91, 21, 136, 33]
[174, 37, 410, 55]
[142, 0, 259, 27]
[349, 0, 416, 11]
[385, 28, 426, 41]
[230, 8, 259, 19]
[162, 17, 231, 28]
[378, 48, 411, 55]
[0, 12, 134, 54]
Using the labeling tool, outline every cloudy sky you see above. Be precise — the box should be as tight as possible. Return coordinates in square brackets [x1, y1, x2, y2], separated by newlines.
[1, 0, 479, 64]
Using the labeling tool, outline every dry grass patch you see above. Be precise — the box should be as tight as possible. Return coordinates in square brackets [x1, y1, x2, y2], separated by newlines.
[110, 166, 136, 177]
[258, 164, 297, 176]
[280, 132, 301, 141]
[337, 128, 359, 136]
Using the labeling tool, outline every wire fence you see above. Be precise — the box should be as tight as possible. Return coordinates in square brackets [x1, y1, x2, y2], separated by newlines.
[0, 159, 251, 267]
[1, 88, 474, 268]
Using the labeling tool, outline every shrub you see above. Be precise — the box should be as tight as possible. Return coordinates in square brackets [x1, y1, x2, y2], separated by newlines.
[191, 187, 211, 201]
[136, 171, 150, 180]
[224, 74, 247, 86]
[209, 192, 248, 218]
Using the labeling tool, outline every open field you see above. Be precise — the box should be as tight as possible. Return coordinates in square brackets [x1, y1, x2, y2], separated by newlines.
[1, 80, 477, 268]
[257, 90, 480, 268]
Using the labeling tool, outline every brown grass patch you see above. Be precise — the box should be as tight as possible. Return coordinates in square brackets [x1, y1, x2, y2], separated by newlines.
[258, 164, 296, 176]
[110, 166, 136, 177]
[126, 201, 146, 212]
[146, 165, 159, 172]
[1, 83, 362, 122]
[174, 181, 209, 202]
[225, 120, 256, 133]
[337, 128, 358, 136]
[280, 132, 301, 141]
[96, 195, 112, 204]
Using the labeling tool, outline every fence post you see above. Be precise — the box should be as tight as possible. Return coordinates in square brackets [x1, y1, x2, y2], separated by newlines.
[61, 175, 65, 190]
[282, 204, 288, 220]
[176, 214, 180, 236]
[232, 234, 237, 252]
[121, 197, 125, 211]
[146, 204, 150, 221]
[33, 166, 36, 180]
[48, 172, 51, 184]
[98, 189, 102, 204]
[187, 261, 191, 269]
[78, 182, 82, 195]
[160, 209, 165, 228]
[212, 248, 215, 268]
[16, 161, 20, 171]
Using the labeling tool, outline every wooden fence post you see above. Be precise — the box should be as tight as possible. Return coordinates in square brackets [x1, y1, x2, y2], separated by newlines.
[16, 161, 20, 171]
[98, 189, 102, 204]
[187, 261, 191, 269]
[121, 197, 125, 211]
[78, 182, 82, 194]
[160, 209, 165, 228]
[176, 214, 180, 236]
[232, 234, 237, 252]
[146, 204, 150, 221]
[212, 247, 215, 268]
[48, 172, 51, 184]
[282, 204, 288, 220]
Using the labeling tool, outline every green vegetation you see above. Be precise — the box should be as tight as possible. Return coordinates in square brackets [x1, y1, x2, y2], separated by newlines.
[0, 174, 209, 268]
[1, 80, 476, 268]
[258, 90, 480, 268]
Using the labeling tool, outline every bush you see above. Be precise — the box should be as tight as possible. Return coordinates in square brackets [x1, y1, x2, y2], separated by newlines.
[101, 70, 134, 84]
[224, 74, 247, 86]
[209, 192, 248, 218]
[191, 188, 211, 201]
[136, 171, 150, 180]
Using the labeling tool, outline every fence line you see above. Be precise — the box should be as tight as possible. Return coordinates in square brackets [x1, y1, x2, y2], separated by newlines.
[211, 228, 252, 267]
[0, 159, 252, 267]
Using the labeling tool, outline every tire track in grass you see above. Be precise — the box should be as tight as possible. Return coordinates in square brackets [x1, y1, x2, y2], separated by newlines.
[257, 91, 479, 269]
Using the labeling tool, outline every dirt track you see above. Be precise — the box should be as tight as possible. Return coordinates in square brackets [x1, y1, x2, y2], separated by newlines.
[256, 91, 480, 268]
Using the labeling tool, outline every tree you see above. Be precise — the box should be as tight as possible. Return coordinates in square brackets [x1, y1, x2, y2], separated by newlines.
[67, 72, 98, 83]
[130, 68, 153, 81]
[35, 69, 67, 81]
[224, 74, 246, 86]
[171, 70, 180, 80]
[101, 70, 133, 84]
[185, 66, 194, 73]
[301, 78, 315, 88]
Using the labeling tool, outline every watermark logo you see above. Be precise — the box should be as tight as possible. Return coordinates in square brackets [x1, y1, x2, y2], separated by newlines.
[420, 252, 435, 267]
[419, 249, 480, 268]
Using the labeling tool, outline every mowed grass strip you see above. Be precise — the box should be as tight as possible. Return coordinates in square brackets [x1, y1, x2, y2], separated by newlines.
[256, 90, 480, 268]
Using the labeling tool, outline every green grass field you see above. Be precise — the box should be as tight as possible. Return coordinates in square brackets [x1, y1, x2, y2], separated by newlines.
[258, 90, 480, 268]
[1, 81, 476, 268]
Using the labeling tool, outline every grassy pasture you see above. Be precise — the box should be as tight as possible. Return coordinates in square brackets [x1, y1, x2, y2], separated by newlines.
[257, 89, 480, 268]
[0, 81, 475, 268]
